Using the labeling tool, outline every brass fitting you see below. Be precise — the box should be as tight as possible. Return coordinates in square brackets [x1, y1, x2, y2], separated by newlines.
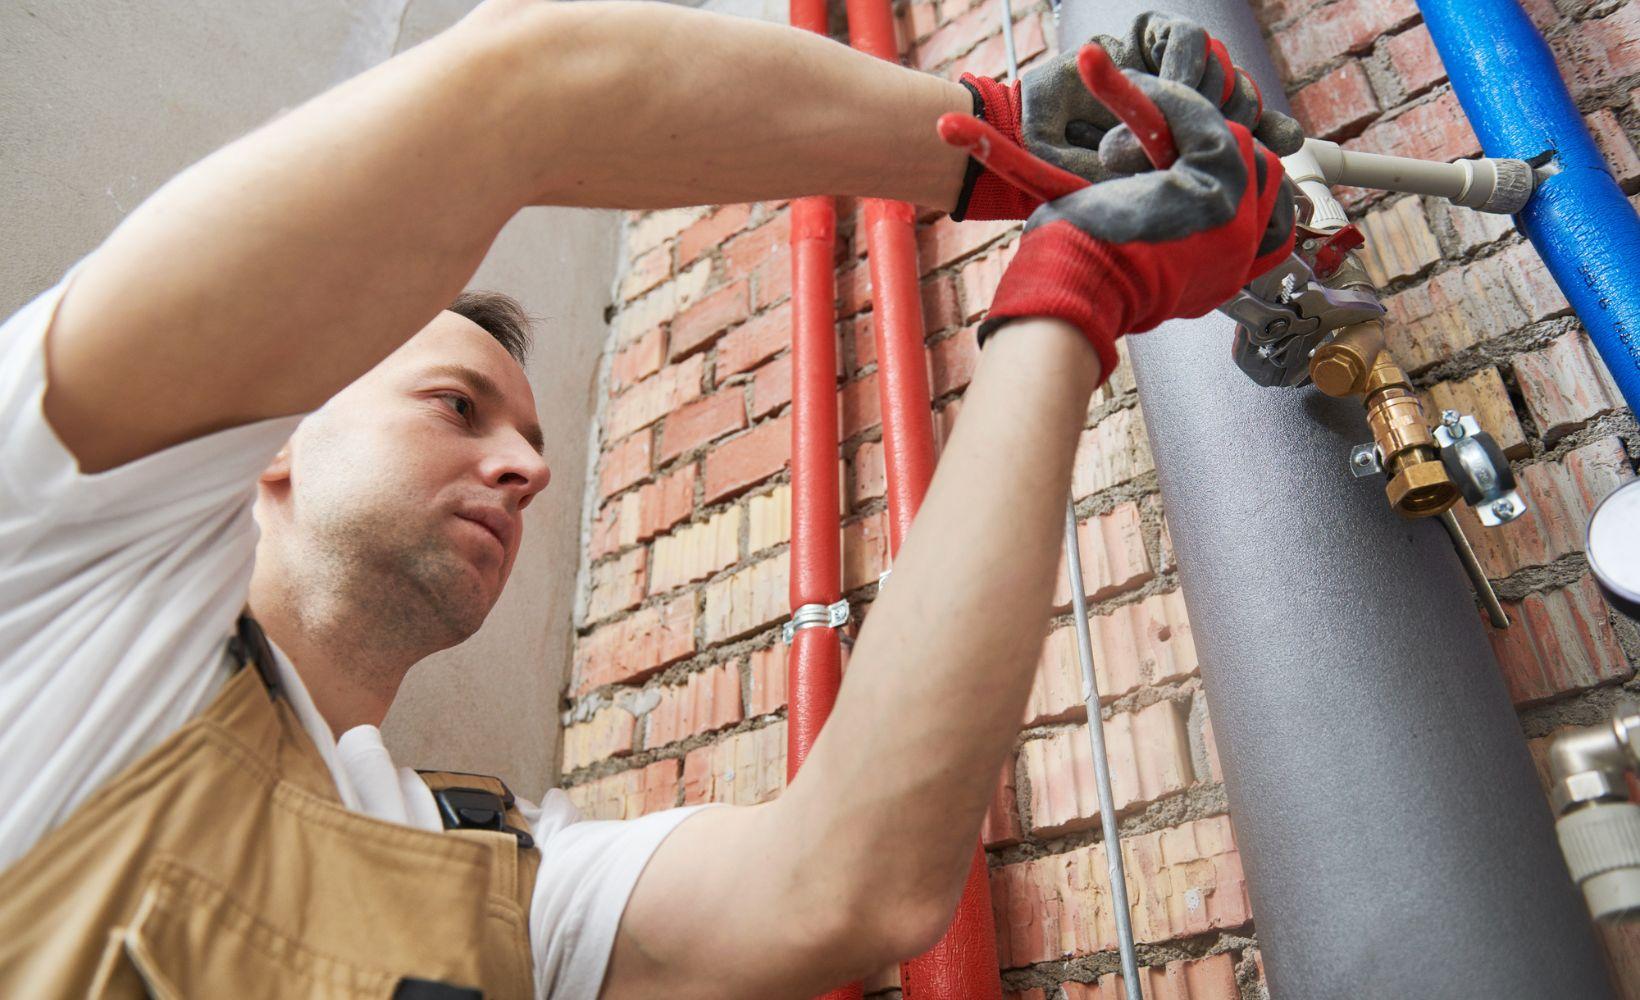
[1310, 321, 1386, 397]
[1362, 353, 1459, 517]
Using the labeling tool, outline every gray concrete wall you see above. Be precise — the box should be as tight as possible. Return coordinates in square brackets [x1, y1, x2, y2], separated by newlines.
[0, 0, 616, 799]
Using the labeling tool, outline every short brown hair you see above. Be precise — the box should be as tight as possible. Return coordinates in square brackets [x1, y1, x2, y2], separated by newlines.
[450, 290, 532, 364]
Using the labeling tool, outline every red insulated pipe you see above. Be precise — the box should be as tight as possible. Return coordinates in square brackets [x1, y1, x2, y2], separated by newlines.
[787, 194, 846, 778]
[787, 4, 860, 1000]
[843, 1, 1003, 997]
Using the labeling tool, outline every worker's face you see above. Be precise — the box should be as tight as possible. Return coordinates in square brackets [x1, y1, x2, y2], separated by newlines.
[265, 312, 551, 647]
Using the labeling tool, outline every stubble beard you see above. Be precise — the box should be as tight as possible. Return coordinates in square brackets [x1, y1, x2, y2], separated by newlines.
[302, 503, 495, 674]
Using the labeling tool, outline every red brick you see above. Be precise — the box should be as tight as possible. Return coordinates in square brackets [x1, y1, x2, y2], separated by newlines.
[950, 13, 1046, 80]
[574, 594, 697, 694]
[589, 504, 621, 561]
[839, 372, 882, 440]
[677, 204, 754, 267]
[669, 280, 750, 361]
[958, 241, 1018, 323]
[703, 415, 791, 503]
[680, 721, 787, 805]
[1072, 407, 1153, 498]
[990, 816, 1249, 966]
[627, 208, 702, 257]
[1489, 575, 1632, 706]
[1453, 437, 1632, 579]
[1026, 590, 1198, 727]
[1382, 24, 1446, 100]
[1345, 89, 1480, 165]
[751, 240, 793, 311]
[746, 645, 787, 716]
[645, 660, 744, 748]
[1356, 195, 1440, 286]
[584, 547, 647, 623]
[658, 391, 747, 464]
[837, 259, 873, 319]
[1515, 332, 1627, 444]
[918, 215, 1019, 271]
[619, 244, 671, 303]
[639, 464, 696, 541]
[1556, 5, 1640, 100]
[597, 432, 652, 501]
[847, 314, 877, 374]
[724, 212, 791, 280]
[561, 704, 637, 771]
[718, 301, 791, 377]
[702, 551, 790, 644]
[568, 758, 680, 820]
[606, 355, 705, 440]
[852, 438, 886, 509]
[983, 762, 1023, 849]
[1385, 243, 1567, 373]
[751, 354, 792, 418]
[1082, 953, 1240, 1000]
[1201, 706, 1223, 783]
[922, 273, 963, 333]
[911, 0, 1002, 70]
[930, 327, 980, 398]
[1587, 108, 1640, 189]
[1290, 61, 1380, 140]
[1052, 502, 1155, 607]
[1269, 0, 1418, 81]
[900, 0, 940, 44]
[609, 328, 665, 393]
[843, 510, 890, 592]
[649, 507, 741, 595]
[1022, 700, 1193, 837]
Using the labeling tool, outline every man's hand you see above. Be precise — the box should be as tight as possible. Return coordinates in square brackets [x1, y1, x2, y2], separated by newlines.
[978, 71, 1296, 381]
[953, 11, 1303, 220]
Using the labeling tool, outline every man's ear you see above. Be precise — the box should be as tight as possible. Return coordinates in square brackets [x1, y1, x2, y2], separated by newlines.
[259, 441, 293, 486]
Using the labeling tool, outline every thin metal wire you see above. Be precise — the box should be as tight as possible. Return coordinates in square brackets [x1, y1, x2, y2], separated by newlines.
[1064, 501, 1144, 1000]
[999, 0, 1020, 80]
[1001, 6, 1140, 994]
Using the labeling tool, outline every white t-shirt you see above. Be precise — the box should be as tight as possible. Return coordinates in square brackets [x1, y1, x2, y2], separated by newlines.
[0, 263, 699, 998]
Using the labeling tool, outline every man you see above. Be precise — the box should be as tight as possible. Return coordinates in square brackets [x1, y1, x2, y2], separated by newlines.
[0, 2, 1297, 996]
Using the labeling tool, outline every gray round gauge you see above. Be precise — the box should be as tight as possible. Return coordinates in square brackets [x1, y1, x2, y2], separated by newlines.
[1588, 477, 1640, 620]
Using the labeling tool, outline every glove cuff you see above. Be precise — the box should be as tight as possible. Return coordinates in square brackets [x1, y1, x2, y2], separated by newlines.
[952, 75, 1039, 222]
[977, 223, 1130, 383]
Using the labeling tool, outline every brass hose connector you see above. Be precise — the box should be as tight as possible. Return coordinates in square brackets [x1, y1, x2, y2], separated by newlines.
[1310, 327, 1459, 518]
[1362, 354, 1458, 517]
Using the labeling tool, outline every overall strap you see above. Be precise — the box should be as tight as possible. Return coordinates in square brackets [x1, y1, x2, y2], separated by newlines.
[225, 613, 281, 699]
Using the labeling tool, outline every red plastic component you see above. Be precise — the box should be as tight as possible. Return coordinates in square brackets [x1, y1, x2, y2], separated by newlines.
[1312, 223, 1365, 280]
[846, 1, 1003, 997]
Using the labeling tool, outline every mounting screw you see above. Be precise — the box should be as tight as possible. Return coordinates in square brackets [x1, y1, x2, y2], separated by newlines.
[1354, 451, 1374, 467]
[1491, 498, 1514, 518]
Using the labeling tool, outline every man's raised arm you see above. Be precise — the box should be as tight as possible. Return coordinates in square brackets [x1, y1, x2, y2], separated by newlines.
[43, 0, 973, 473]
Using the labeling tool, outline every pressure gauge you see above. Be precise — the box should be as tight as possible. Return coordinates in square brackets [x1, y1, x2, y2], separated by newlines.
[1588, 478, 1640, 621]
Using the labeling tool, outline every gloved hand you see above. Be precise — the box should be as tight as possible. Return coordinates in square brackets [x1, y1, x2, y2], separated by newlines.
[953, 11, 1304, 221]
[977, 72, 1296, 383]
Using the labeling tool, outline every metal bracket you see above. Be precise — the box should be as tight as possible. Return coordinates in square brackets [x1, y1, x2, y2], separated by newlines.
[1433, 411, 1525, 526]
[782, 598, 850, 643]
[1349, 442, 1382, 477]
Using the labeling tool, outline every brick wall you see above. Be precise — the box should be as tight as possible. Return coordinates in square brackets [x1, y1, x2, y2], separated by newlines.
[564, 1, 1640, 996]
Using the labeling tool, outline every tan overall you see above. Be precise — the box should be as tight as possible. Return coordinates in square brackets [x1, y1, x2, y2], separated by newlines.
[0, 621, 540, 999]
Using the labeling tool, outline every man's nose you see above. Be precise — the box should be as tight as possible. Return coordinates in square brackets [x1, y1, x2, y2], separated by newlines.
[486, 437, 551, 507]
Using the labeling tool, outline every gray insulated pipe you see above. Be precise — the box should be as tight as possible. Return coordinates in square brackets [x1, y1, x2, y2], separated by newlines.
[1052, 1, 1613, 996]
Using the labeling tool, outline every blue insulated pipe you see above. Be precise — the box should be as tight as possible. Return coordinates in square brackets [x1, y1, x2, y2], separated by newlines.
[1421, 0, 1640, 413]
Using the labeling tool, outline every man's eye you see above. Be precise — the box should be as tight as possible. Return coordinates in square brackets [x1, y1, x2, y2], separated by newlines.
[439, 393, 473, 419]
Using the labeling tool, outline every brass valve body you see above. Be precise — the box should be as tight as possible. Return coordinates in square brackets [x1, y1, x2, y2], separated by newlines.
[1310, 321, 1386, 397]
[1361, 353, 1459, 517]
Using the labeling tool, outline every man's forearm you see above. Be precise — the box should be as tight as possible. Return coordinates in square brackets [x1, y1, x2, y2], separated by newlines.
[780, 320, 1103, 929]
[47, 0, 972, 471]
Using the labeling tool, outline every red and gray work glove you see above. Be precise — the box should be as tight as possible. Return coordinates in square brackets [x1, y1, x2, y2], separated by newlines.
[978, 73, 1296, 381]
[953, 12, 1304, 221]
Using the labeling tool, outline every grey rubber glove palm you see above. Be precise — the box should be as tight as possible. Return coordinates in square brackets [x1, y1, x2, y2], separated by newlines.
[1022, 12, 1305, 184]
